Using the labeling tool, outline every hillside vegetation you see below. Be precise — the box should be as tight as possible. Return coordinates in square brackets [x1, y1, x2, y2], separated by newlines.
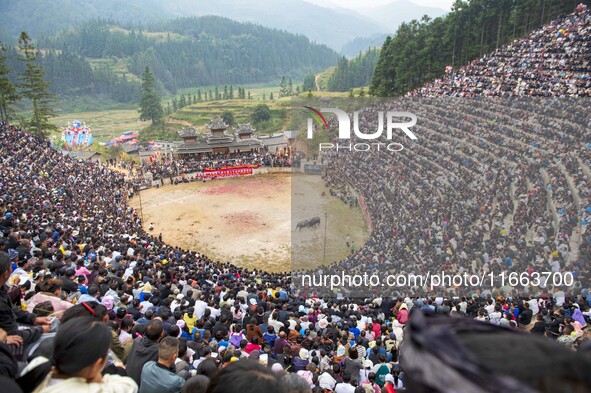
[2, 17, 339, 107]
[371, 0, 589, 96]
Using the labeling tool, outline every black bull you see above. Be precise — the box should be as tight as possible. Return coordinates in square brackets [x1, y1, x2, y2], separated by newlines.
[296, 216, 321, 230]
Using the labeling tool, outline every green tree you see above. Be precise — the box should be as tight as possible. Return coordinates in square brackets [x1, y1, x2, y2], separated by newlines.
[138, 66, 163, 125]
[269, 92, 274, 100]
[302, 73, 316, 92]
[0, 44, 18, 122]
[17, 32, 57, 137]
[107, 144, 123, 160]
[251, 104, 271, 124]
[279, 76, 287, 97]
[221, 110, 235, 126]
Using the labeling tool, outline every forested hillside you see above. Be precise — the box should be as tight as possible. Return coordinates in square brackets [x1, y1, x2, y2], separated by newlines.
[327, 49, 380, 92]
[0, 0, 385, 51]
[371, 0, 590, 97]
[2, 17, 339, 103]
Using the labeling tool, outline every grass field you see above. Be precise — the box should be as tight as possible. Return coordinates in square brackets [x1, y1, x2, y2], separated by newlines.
[170, 98, 291, 134]
[46, 76, 353, 151]
[51, 110, 150, 141]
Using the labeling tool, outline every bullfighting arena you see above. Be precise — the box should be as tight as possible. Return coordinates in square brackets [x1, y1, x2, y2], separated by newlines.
[130, 173, 370, 272]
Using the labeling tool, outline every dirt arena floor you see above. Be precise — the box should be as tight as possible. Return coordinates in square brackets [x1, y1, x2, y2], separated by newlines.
[129, 173, 369, 272]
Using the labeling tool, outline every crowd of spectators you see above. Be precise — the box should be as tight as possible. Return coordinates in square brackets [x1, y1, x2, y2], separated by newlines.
[414, 4, 591, 97]
[139, 148, 299, 183]
[0, 5, 590, 393]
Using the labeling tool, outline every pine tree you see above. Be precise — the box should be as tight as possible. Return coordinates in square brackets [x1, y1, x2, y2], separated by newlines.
[197, 90, 202, 102]
[138, 66, 163, 125]
[279, 76, 287, 97]
[17, 32, 57, 137]
[193, 94, 197, 103]
[0, 44, 18, 122]
[248, 91, 251, 100]
[187, 94, 192, 106]
[172, 97, 178, 112]
[229, 85, 234, 99]
[288, 78, 294, 96]
[214, 86, 220, 100]
[269, 92, 274, 100]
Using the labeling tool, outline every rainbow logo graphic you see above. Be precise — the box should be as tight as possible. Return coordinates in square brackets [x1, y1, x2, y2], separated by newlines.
[303, 106, 329, 130]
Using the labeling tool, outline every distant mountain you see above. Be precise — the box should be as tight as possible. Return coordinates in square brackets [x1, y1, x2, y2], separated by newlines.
[0, 0, 165, 41]
[0, 0, 384, 50]
[340, 34, 390, 57]
[3, 17, 339, 103]
[355, 0, 447, 31]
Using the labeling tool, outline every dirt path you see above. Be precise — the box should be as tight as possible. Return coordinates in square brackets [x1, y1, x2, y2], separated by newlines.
[166, 117, 194, 128]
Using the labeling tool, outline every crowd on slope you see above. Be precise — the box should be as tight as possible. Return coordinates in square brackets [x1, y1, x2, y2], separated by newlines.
[414, 4, 591, 97]
[0, 5, 590, 393]
[1, 100, 590, 392]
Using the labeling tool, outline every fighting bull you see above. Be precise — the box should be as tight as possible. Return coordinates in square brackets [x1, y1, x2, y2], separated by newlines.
[296, 216, 321, 230]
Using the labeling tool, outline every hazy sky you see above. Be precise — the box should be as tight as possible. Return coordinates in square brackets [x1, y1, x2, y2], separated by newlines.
[306, 0, 455, 11]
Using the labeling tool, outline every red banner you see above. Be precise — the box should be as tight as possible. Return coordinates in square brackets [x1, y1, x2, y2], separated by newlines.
[197, 167, 254, 179]
[203, 164, 260, 172]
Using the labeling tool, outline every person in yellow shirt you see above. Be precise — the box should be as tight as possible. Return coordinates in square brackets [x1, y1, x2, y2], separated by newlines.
[183, 307, 197, 331]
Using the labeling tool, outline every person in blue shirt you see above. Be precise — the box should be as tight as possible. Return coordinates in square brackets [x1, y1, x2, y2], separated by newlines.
[77, 275, 88, 294]
[263, 325, 277, 347]
[348, 318, 360, 339]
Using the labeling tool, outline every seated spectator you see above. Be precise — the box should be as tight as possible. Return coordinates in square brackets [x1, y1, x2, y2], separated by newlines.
[26, 279, 73, 319]
[0, 252, 51, 360]
[126, 319, 164, 386]
[139, 336, 185, 393]
[22, 317, 137, 392]
[205, 360, 285, 393]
